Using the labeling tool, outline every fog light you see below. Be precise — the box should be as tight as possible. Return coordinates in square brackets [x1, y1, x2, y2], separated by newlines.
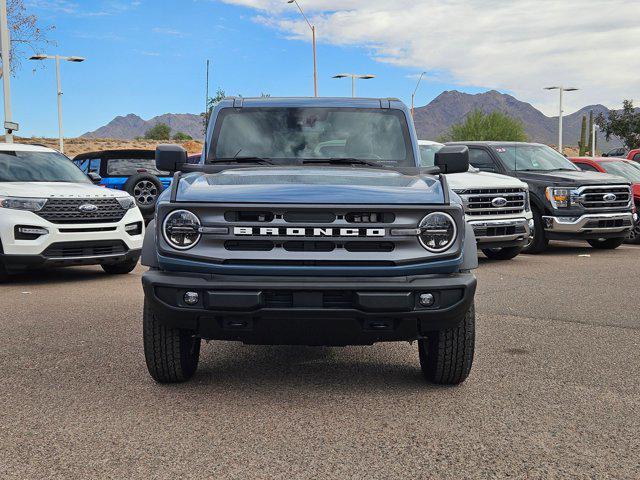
[419, 293, 435, 307]
[183, 291, 199, 306]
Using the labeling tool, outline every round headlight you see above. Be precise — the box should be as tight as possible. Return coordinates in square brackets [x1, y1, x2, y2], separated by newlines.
[418, 212, 457, 252]
[163, 210, 201, 250]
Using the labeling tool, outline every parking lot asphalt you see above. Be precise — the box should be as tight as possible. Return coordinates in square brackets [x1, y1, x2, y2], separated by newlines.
[1, 242, 639, 480]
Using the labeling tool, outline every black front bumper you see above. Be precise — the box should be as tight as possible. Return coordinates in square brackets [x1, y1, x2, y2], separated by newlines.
[142, 270, 477, 346]
[1, 249, 141, 273]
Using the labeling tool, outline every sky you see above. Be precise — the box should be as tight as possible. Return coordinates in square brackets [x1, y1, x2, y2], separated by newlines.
[10, 0, 640, 138]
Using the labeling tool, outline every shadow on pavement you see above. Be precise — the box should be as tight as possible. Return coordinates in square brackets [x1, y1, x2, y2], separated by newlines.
[161, 343, 440, 393]
[2, 266, 125, 287]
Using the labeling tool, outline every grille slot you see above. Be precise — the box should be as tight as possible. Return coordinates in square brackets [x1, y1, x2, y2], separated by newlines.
[578, 186, 631, 210]
[346, 212, 395, 223]
[43, 241, 128, 259]
[459, 189, 526, 216]
[262, 291, 356, 309]
[284, 211, 336, 223]
[225, 241, 274, 251]
[344, 241, 395, 252]
[283, 241, 335, 252]
[224, 211, 274, 222]
[36, 198, 126, 224]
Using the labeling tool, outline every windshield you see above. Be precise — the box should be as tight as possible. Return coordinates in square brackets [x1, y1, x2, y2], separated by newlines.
[494, 144, 579, 172]
[0, 150, 90, 183]
[602, 161, 640, 183]
[419, 142, 444, 167]
[210, 107, 415, 167]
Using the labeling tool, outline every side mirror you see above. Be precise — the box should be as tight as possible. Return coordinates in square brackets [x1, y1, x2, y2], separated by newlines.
[87, 172, 102, 184]
[435, 145, 469, 174]
[156, 144, 188, 173]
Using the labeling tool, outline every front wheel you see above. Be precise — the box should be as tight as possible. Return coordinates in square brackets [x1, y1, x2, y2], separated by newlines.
[522, 206, 548, 254]
[418, 303, 475, 385]
[587, 237, 625, 250]
[101, 257, 139, 275]
[143, 299, 200, 383]
[481, 246, 523, 260]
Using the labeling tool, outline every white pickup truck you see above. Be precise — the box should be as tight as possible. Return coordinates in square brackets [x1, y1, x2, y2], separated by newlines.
[419, 141, 533, 260]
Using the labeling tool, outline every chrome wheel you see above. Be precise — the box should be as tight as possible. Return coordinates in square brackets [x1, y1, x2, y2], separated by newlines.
[133, 180, 159, 206]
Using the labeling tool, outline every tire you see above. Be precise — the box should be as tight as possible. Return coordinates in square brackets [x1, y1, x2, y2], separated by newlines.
[124, 173, 164, 215]
[0, 262, 8, 283]
[625, 219, 640, 244]
[143, 299, 200, 383]
[101, 257, 139, 274]
[418, 303, 475, 385]
[522, 205, 548, 254]
[587, 237, 625, 250]
[481, 245, 523, 260]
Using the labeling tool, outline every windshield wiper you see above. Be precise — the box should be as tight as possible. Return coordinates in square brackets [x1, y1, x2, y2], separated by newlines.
[214, 157, 275, 165]
[302, 158, 384, 168]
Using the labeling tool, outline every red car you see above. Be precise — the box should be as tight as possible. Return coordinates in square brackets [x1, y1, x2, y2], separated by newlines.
[626, 149, 640, 163]
[570, 157, 640, 243]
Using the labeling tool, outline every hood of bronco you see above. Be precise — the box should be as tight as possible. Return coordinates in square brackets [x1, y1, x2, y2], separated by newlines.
[171, 167, 445, 204]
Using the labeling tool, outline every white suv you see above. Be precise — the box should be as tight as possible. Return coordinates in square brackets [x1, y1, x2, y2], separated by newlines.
[0, 143, 144, 280]
[420, 141, 533, 260]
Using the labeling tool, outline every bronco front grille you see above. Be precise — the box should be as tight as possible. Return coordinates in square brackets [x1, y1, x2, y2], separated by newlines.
[161, 204, 459, 268]
[577, 185, 632, 210]
[458, 188, 527, 216]
[36, 198, 126, 224]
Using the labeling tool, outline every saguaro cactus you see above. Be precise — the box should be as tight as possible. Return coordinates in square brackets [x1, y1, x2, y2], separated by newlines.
[579, 114, 587, 156]
[587, 110, 595, 155]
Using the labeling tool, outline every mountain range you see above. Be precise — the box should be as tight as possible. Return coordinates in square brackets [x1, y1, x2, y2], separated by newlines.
[81, 90, 619, 147]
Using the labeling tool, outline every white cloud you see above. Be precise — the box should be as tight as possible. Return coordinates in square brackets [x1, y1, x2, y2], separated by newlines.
[221, 0, 640, 114]
[152, 27, 187, 37]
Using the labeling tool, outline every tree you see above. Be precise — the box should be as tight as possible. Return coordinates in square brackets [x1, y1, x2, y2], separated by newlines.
[440, 110, 528, 142]
[578, 114, 587, 156]
[202, 87, 226, 132]
[1, 0, 55, 76]
[144, 123, 171, 141]
[172, 131, 192, 141]
[596, 100, 640, 149]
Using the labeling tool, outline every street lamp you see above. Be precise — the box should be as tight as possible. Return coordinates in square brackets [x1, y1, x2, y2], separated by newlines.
[411, 71, 426, 118]
[544, 86, 578, 154]
[287, 0, 318, 97]
[29, 54, 86, 153]
[0, 0, 16, 143]
[332, 73, 375, 98]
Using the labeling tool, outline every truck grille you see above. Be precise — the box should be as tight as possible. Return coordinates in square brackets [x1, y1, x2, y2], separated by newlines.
[577, 186, 632, 210]
[159, 205, 461, 268]
[36, 198, 127, 224]
[458, 188, 527, 216]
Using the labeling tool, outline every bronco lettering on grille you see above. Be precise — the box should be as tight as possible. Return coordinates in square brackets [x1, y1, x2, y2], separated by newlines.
[233, 227, 386, 237]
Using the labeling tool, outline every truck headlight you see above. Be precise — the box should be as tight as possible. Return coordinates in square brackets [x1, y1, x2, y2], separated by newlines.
[418, 212, 457, 252]
[0, 196, 47, 212]
[116, 196, 136, 210]
[163, 210, 201, 250]
[545, 187, 576, 208]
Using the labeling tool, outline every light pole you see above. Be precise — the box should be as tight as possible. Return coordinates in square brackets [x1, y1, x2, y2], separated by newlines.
[287, 0, 318, 97]
[30, 54, 85, 153]
[332, 73, 375, 98]
[0, 0, 16, 143]
[411, 72, 426, 118]
[544, 86, 578, 154]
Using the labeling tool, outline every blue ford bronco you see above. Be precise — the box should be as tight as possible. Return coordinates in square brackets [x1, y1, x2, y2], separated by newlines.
[141, 97, 478, 385]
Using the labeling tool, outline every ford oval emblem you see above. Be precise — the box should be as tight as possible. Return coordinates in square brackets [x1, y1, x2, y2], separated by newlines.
[78, 203, 98, 213]
[603, 193, 617, 202]
[491, 197, 508, 207]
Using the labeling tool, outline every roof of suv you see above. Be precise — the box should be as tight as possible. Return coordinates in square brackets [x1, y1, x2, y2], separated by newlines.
[0, 142, 58, 153]
[217, 96, 405, 109]
[447, 141, 547, 147]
